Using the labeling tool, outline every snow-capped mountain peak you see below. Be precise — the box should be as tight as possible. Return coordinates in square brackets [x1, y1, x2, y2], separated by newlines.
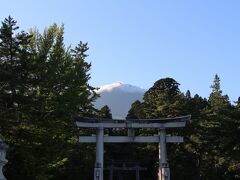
[96, 82, 145, 94]
[94, 82, 146, 119]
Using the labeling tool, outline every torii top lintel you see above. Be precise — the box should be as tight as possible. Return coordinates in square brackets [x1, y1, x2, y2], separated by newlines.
[74, 115, 191, 129]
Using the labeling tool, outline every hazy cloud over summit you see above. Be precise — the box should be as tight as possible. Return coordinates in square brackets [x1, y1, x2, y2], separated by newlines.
[94, 82, 145, 119]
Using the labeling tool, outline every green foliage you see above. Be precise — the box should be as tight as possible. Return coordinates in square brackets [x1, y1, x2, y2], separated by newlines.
[210, 74, 221, 93]
[0, 17, 97, 179]
[126, 76, 240, 180]
[143, 78, 188, 118]
[208, 75, 231, 114]
[126, 100, 145, 119]
[98, 105, 112, 119]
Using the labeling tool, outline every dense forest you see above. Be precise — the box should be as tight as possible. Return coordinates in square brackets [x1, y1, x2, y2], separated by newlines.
[0, 17, 239, 180]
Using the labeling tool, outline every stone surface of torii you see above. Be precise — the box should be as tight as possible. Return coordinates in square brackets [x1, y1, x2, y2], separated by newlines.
[74, 115, 191, 180]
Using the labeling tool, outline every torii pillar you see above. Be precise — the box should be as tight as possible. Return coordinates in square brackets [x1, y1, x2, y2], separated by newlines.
[94, 128, 104, 180]
[158, 129, 170, 180]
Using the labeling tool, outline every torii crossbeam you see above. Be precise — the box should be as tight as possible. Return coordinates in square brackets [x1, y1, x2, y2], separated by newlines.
[74, 115, 191, 180]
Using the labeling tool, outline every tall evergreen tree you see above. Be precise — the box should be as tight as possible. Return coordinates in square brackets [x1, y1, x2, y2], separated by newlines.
[208, 74, 231, 114]
[143, 78, 187, 118]
[189, 75, 240, 179]
[0, 16, 32, 133]
[0, 17, 97, 180]
[210, 74, 221, 93]
[185, 90, 191, 100]
[98, 105, 112, 119]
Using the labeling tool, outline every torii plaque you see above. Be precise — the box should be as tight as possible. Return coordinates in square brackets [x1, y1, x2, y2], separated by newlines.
[74, 115, 191, 180]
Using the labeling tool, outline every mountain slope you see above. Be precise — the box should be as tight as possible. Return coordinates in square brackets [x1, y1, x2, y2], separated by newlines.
[94, 82, 145, 119]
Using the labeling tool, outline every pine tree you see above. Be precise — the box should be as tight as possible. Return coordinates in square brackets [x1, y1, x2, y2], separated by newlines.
[26, 26, 97, 179]
[190, 75, 240, 179]
[0, 16, 32, 131]
[0, 16, 40, 179]
[185, 90, 191, 100]
[0, 15, 34, 135]
[185, 94, 208, 118]
[98, 105, 112, 119]
[143, 78, 187, 118]
[0, 17, 98, 179]
[210, 74, 221, 93]
[209, 74, 231, 114]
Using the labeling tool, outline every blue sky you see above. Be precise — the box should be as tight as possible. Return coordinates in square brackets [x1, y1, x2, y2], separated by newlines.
[1, 0, 240, 102]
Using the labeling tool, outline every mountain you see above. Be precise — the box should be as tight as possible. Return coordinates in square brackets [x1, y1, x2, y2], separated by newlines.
[94, 82, 146, 119]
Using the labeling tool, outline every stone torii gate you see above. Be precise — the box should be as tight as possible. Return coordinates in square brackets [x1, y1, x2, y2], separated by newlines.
[74, 115, 191, 180]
